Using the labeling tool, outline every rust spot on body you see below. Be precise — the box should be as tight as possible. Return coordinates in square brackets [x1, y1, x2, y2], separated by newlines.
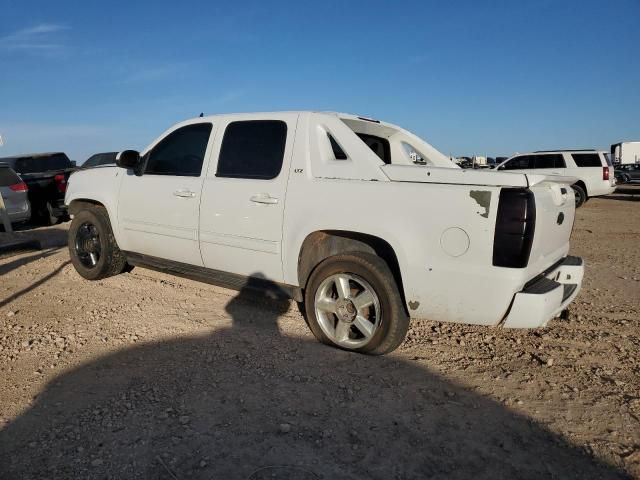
[469, 190, 491, 218]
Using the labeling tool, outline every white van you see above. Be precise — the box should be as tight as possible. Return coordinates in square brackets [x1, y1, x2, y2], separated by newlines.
[496, 150, 615, 207]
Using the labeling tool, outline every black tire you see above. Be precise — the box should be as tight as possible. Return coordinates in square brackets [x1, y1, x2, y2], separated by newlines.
[68, 206, 128, 280]
[571, 184, 587, 208]
[304, 252, 409, 355]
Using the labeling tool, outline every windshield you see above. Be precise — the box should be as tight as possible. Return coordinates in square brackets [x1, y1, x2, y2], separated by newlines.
[84, 152, 117, 167]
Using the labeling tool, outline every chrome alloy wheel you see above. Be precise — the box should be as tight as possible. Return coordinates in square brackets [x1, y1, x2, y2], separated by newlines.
[314, 273, 381, 349]
[74, 221, 101, 268]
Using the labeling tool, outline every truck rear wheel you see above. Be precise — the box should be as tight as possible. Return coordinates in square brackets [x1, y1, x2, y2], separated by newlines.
[68, 206, 128, 280]
[571, 184, 587, 208]
[304, 253, 409, 355]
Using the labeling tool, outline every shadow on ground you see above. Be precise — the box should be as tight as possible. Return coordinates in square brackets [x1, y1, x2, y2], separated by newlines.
[0, 279, 631, 479]
[0, 260, 70, 309]
[602, 194, 640, 202]
[0, 248, 62, 276]
[12, 222, 69, 249]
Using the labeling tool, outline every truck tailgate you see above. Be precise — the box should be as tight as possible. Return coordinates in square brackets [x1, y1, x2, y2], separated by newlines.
[526, 180, 576, 277]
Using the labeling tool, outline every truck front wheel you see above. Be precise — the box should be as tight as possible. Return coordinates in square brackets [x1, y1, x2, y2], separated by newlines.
[68, 206, 129, 280]
[304, 253, 409, 355]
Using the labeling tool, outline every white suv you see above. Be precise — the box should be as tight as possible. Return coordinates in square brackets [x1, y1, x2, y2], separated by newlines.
[496, 150, 615, 207]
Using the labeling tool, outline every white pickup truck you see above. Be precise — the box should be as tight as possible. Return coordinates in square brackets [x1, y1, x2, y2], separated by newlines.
[65, 112, 584, 354]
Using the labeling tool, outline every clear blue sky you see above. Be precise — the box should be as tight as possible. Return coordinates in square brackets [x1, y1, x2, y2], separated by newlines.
[1, 0, 638, 162]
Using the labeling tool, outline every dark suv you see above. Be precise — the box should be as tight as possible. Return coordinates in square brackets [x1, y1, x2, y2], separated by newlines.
[0, 152, 76, 224]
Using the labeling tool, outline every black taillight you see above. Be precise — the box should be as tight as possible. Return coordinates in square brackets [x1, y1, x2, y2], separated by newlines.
[493, 188, 536, 268]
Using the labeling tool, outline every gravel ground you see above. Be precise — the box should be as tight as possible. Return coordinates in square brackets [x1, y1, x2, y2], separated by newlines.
[0, 191, 638, 479]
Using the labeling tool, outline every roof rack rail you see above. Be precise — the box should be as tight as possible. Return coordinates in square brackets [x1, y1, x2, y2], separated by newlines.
[533, 149, 597, 153]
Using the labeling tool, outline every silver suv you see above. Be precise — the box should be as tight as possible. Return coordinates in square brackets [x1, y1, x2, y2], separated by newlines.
[0, 164, 30, 226]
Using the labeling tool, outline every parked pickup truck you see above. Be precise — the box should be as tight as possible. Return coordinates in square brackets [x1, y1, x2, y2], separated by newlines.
[0, 152, 75, 224]
[65, 112, 584, 354]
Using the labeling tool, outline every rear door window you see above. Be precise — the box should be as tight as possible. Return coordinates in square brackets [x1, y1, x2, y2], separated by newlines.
[502, 155, 532, 169]
[216, 120, 287, 179]
[0, 167, 21, 186]
[533, 154, 565, 169]
[572, 153, 602, 167]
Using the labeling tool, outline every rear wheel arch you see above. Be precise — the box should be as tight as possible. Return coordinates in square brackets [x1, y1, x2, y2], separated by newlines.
[571, 181, 588, 208]
[297, 230, 407, 309]
[572, 180, 588, 197]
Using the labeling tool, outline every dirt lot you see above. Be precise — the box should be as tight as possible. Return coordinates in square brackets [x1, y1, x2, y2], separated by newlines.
[0, 191, 638, 479]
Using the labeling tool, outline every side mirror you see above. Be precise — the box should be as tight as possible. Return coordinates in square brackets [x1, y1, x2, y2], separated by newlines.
[116, 150, 141, 170]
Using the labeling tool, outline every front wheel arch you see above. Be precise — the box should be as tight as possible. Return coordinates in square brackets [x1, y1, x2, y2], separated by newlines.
[68, 205, 129, 280]
[68, 199, 108, 216]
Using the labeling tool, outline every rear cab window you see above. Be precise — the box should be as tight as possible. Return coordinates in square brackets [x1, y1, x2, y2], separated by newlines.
[45, 153, 73, 171]
[327, 134, 348, 160]
[355, 133, 391, 164]
[6, 153, 73, 174]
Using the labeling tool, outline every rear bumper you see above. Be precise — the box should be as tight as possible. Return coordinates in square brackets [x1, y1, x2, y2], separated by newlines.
[591, 184, 616, 197]
[503, 256, 584, 328]
[7, 201, 31, 224]
[8, 209, 31, 224]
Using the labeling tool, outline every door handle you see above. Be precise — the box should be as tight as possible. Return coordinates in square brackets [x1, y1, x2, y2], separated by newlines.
[551, 171, 561, 175]
[250, 193, 279, 205]
[173, 189, 196, 198]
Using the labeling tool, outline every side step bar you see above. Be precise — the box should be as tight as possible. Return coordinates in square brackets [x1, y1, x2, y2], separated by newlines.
[125, 252, 303, 302]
